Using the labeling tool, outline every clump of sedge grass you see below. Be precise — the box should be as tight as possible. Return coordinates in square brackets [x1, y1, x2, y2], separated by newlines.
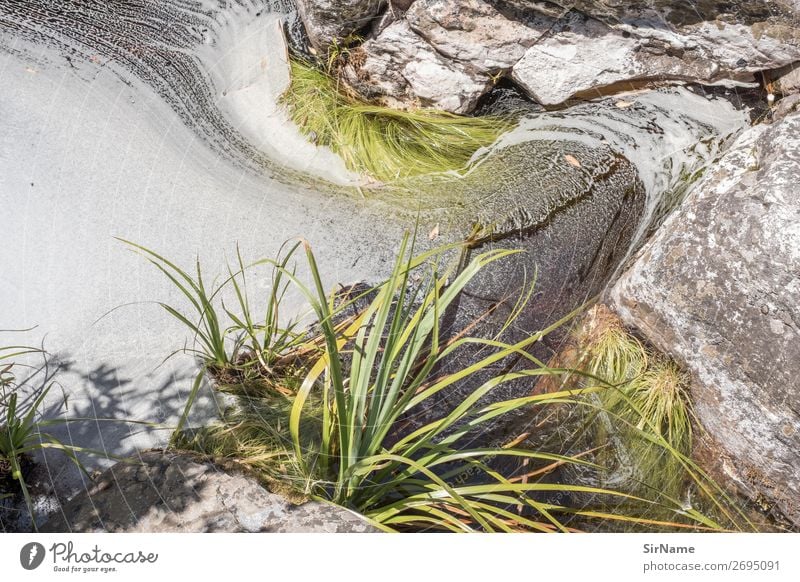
[551, 305, 757, 531]
[0, 342, 117, 530]
[568, 305, 692, 460]
[571, 304, 648, 386]
[280, 60, 512, 182]
[171, 380, 314, 504]
[135, 236, 747, 532]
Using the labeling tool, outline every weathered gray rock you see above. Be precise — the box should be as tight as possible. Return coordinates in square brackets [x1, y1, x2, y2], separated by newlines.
[611, 113, 800, 526]
[772, 61, 800, 94]
[511, 11, 719, 105]
[559, 0, 799, 27]
[509, 0, 800, 104]
[295, 0, 386, 51]
[339, 0, 800, 109]
[41, 451, 377, 532]
[343, 20, 490, 113]
[406, 0, 543, 73]
[774, 93, 800, 119]
[347, 0, 551, 111]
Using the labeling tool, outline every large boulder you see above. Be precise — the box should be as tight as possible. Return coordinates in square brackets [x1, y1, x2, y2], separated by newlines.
[41, 451, 377, 532]
[511, 11, 720, 105]
[610, 113, 800, 526]
[511, 0, 800, 105]
[344, 0, 549, 113]
[405, 0, 542, 73]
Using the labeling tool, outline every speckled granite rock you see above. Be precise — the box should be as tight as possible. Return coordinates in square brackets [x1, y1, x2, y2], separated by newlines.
[41, 451, 377, 533]
[611, 112, 800, 526]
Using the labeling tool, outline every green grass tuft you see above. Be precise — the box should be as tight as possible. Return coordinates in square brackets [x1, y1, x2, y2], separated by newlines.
[551, 305, 758, 531]
[1, 342, 132, 530]
[137, 237, 751, 532]
[280, 60, 513, 182]
[568, 305, 692, 461]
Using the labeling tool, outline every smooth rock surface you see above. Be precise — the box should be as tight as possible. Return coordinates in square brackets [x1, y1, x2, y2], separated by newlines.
[42, 451, 376, 532]
[611, 113, 800, 526]
[511, 11, 719, 106]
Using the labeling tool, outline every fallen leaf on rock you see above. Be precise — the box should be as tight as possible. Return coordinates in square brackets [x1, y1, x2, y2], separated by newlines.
[564, 154, 582, 168]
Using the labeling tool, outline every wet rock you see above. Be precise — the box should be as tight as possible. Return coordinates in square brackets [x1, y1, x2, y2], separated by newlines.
[610, 113, 800, 527]
[342, 20, 490, 113]
[294, 0, 386, 51]
[41, 451, 377, 532]
[418, 129, 646, 425]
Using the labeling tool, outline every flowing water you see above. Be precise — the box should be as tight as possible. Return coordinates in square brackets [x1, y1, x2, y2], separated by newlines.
[0, 0, 753, 525]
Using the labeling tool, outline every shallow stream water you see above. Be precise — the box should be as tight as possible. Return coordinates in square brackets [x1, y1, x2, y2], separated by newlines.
[0, 0, 753, 526]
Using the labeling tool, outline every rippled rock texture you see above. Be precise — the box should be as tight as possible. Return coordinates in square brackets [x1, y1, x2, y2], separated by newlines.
[42, 451, 376, 532]
[428, 140, 643, 420]
[308, 0, 800, 110]
[611, 112, 800, 527]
